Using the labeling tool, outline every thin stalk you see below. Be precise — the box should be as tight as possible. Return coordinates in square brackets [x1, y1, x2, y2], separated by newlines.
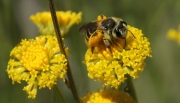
[48, 0, 80, 102]
[53, 86, 57, 103]
[125, 75, 138, 103]
[54, 85, 67, 103]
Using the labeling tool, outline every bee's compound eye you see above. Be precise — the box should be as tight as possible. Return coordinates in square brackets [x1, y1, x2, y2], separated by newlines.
[114, 21, 127, 38]
[101, 18, 116, 30]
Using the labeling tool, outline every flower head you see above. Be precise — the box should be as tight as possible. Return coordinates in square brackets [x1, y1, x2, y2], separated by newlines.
[167, 25, 180, 45]
[6, 35, 67, 99]
[84, 15, 152, 88]
[81, 89, 136, 103]
[30, 11, 82, 36]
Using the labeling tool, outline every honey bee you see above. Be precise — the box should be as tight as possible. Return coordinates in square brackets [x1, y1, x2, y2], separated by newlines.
[79, 15, 134, 52]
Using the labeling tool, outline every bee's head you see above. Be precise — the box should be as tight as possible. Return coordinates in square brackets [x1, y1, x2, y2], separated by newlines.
[113, 21, 127, 39]
[101, 17, 128, 39]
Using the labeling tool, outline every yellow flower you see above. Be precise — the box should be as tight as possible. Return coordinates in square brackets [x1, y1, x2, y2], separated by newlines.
[30, 11, 82, 36]
[167, 25, 180, 45]
[6, 35, 67, 99]
[81, 89, 136, 103]
[84, 22, 152, 88]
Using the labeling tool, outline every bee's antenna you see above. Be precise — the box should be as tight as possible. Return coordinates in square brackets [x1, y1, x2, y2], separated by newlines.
[128, 30, 136, 39]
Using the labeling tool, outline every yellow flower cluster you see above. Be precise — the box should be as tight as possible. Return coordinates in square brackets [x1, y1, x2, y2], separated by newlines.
[85, 24, 152, 88]
[81, 89, 136, 103]
[6, 35, 67, 99]
[30, 11, 82, 36]
[167, 25, 180, 44]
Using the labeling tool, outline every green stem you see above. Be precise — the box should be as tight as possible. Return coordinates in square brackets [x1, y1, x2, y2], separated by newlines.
[53, 86, 57, 103]
[53, 85, 67, 103]
[125, 75, 138, 103]
[48, 0, 80, 102]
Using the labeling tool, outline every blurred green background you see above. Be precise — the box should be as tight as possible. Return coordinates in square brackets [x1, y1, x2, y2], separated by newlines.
[1, 0, 180, 103]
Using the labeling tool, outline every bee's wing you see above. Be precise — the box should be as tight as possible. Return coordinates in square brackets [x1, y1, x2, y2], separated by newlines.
[79, 22, 98, 35]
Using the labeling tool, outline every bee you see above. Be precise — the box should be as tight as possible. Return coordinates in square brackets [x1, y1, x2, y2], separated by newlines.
[79, 15, 134, 52]
[100, 17, 128, 49]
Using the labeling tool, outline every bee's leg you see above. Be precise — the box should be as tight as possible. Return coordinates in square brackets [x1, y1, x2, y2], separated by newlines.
[91, 46, 94, 53]
[103, 37, 112, 54]
[113, 40, 122, 50]
[89, 47, 94, 57]
[107, 46, 112, 54]
[103, 37, 110, 47]
[123, 38, 126, 49]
